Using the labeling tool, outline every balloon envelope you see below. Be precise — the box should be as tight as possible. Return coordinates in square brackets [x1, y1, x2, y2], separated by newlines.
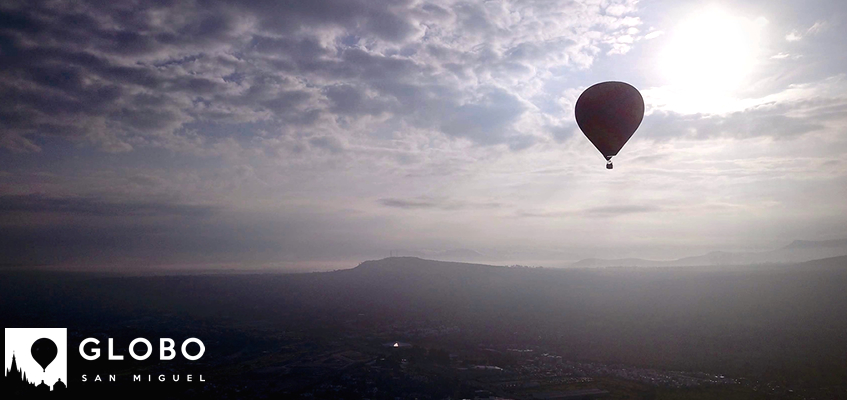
[575, 81, 644, 160]
[31, 338, 57, 372]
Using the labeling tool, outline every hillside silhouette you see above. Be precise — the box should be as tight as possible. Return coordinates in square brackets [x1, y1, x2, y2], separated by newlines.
[2, 256, 847, 394]
[569, 238, 847, 267]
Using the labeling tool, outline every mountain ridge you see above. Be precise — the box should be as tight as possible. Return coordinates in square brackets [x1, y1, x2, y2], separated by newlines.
[568, 238, 847, 268]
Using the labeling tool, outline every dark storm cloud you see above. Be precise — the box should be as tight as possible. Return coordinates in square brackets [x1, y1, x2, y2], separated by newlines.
[0, 194, 217, 217]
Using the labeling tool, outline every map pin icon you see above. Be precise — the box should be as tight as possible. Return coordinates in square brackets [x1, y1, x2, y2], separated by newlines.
[31, 338, 58, 372]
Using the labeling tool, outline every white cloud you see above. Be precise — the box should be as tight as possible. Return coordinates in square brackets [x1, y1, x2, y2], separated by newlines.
[643, 30, 664, 39]
[806, 20, 827, 35]
[785, 20, 828, 42]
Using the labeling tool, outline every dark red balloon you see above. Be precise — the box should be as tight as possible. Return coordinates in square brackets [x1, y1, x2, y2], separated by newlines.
[575, 81, 644, 168]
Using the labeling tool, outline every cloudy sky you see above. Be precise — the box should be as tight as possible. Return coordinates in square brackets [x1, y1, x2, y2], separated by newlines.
[1, 0, 846, 269]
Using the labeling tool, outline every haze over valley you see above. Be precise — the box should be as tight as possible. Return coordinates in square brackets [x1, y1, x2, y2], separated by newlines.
[4, 255, 847, 398]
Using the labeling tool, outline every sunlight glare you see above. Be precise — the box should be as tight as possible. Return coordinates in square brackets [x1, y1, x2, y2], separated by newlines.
[658, 7, 766, 113]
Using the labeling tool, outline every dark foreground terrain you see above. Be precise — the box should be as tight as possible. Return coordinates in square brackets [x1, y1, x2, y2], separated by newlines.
[3, 256, 847, 399]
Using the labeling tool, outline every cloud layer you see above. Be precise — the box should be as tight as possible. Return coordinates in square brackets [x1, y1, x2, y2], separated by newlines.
[1, 0, 846, 268]
[0, 0, 642, 154]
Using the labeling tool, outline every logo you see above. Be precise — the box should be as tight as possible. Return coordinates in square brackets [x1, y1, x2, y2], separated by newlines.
[5, 328, 207, 392]
[4, 328, 68, 395]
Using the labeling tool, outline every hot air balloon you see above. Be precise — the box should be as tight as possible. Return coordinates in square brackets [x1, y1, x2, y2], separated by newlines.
[31, 338, 57, 372]
[574, 81, 644, 169]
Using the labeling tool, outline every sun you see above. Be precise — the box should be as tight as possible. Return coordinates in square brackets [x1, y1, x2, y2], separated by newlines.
[657, 6, 766, 113]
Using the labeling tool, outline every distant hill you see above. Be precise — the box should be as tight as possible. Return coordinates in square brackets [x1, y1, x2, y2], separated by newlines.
[352, 256, 500, 273]
[570, 257, 663, 268]
[782, 238, 847, 250]
[794, 254, 847, 270]
[388, 248, 486, 262]
[569, 238, 847, 268]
